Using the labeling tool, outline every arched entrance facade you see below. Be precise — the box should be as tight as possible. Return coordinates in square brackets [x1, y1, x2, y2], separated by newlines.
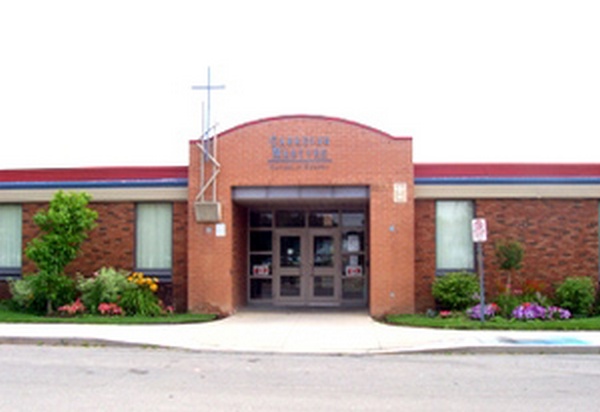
[187, 115, 415, 317]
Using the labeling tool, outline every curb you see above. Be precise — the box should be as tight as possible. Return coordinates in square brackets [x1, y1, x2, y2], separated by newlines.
[391, 345, 600, 355]
[3, 336, 600, 356]
[0, 337, 157, 349]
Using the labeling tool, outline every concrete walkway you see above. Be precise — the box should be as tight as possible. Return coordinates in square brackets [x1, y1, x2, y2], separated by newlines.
[2, 309, 600, 354]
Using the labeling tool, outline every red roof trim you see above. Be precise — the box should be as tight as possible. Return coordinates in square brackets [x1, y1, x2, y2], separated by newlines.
[0, 166, 188, 183]
[415, 163, 600, 178]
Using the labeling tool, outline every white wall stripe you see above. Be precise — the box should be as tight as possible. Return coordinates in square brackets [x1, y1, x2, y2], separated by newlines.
[0, 187, 188, 203]
[415, 184, 600, 199]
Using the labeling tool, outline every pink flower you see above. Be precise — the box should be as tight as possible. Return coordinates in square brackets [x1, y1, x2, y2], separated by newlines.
[98, 302, 123, 316]
[439, 310, 453, 318]
[58, 298, 86, 316]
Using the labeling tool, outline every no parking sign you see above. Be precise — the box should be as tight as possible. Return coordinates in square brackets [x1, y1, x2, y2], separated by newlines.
[471, 218, 487, 243]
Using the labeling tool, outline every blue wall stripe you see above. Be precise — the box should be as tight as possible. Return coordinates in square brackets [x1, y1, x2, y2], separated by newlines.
[0, 178, 188, 190]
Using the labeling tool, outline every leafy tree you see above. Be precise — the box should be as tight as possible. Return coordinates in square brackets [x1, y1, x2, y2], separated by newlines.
[495, 240, 524, 294]
[24, 191, 98, 314]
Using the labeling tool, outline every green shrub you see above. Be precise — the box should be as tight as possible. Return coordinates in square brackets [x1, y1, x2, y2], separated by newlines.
[431, 271, 479, 311]
[120, 288, 162, 316]
[9, 277, 35, 311]
[10, 272, 76, 315]
[119, 272, 162, 316]
[78, 267, 130, 314]
[555, 276, 596, 317]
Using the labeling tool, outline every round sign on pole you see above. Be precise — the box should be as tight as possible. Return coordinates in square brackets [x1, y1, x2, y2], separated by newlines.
[472, 218, 487, 243]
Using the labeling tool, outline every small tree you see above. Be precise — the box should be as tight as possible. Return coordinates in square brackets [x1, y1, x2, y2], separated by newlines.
[495, 240, 524, 294]
[24, 191, 98, 314]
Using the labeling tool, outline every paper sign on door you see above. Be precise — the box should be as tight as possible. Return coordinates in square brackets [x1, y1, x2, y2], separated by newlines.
[345, 266, 363, 277]
[252, 265, 270, 276]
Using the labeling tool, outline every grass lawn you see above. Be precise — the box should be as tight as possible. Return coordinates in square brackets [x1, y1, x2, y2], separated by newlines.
[386, 314, 600, 331]
[0, 300, 217, 324]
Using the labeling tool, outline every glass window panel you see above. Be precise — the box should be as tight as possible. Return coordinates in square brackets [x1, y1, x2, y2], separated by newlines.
[342, 212, 365, 228]
[342, 278, 365, 299]
[250, 211, 273, 228]
[275, 211, 305, 227]
[280, 236, 301, 267]
[136, 203, 173, 270]
[313, 236, 334, 267]
[0, 205, 22, 268]
[309, 211, 339, 227]
[280, 276, 301, 297]
[313, 276, 335, 297]
[250, 279, 272, 299]
[436, 201, 474, 270]
[250, 231, 272, 252]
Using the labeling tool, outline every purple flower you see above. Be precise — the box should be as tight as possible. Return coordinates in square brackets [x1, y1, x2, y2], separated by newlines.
[467, 303, 499, 320]
[547, 306, 572, 320]
[512, 303, 547, 320]
[512, 303, 571, 321]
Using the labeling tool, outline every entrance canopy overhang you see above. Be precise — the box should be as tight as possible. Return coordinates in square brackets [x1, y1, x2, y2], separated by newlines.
[232, 186, 369, 206]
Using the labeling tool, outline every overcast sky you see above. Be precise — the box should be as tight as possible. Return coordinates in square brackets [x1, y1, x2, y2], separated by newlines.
[1, 1, 599, 170]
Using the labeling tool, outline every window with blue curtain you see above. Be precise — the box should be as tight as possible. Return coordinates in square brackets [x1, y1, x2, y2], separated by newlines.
[0, 205, 22, 278]
[135, 203, 173, 279]
[435, 201, 474, 272]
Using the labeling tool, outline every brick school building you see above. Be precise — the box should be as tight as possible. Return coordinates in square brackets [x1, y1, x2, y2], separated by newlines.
[1, 115, 599, 317]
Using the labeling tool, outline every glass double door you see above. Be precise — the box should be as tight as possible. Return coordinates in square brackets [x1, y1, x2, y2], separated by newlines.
[274, 229, 340, 305]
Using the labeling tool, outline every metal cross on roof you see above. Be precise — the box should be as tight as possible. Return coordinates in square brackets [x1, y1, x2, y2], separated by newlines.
[192, 67, 225, 139]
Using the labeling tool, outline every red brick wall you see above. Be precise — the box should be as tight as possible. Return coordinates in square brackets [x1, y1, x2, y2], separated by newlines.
[171, 202, 188, 311]
[188, 116, 414, 317]
[231, 203, 248, 309]
[478, 199, 599, 297]
[20, 202, 136, 276]
[1, 200, 188, 310]
[414, 200, 436, 312]
[0, 283, 8, 299]
[414, 199, 599, 312]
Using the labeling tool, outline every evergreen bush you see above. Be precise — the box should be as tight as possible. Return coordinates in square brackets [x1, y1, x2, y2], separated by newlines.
[554, 276, 596, 317]
[431, 271, 479, 311]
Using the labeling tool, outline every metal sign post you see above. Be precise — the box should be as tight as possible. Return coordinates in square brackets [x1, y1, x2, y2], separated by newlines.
[472, 218, 487, 322]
